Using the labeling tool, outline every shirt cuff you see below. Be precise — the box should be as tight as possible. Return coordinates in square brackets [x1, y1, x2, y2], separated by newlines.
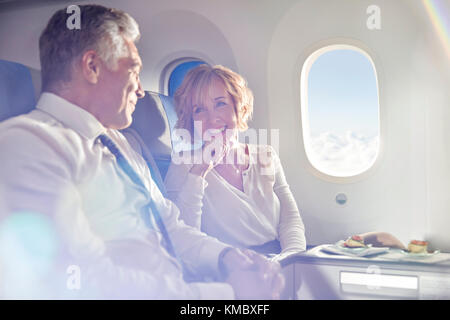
[176, 173, 208, 213]
[186, 172, 208, 190]
[198, 238, 232, 276]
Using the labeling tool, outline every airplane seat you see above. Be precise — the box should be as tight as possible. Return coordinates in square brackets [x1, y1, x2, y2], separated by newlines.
[121, 91, 178, 195]
[0, 59, 40, 122]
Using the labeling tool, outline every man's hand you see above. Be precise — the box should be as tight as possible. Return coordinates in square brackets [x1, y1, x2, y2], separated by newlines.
[219, 247, 285, 300]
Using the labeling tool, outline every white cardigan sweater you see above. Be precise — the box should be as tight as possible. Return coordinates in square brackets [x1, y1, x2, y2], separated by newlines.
[164, 144, 306, 254]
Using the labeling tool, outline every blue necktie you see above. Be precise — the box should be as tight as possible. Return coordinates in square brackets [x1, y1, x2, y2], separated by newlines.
[98, 134, 177, 258]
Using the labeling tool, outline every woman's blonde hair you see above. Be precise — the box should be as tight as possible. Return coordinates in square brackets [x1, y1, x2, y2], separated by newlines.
[174, 64, 253, 135]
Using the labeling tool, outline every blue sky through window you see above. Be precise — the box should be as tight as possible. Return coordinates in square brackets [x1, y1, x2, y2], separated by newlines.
[308, 49, 379, 138]
[305, 48, 380, 177]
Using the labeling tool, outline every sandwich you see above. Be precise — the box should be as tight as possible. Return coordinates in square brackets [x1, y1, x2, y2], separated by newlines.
[344, 235, 365, 248]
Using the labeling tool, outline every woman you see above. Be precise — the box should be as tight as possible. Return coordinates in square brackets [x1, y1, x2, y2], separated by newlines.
[164, 64, 306, 256]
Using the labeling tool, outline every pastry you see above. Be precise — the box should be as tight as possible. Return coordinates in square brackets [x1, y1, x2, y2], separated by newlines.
[407, 240, 428, 253]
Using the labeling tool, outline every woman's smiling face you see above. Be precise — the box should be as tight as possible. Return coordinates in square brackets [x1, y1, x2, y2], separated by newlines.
[191, 77, 238, 143]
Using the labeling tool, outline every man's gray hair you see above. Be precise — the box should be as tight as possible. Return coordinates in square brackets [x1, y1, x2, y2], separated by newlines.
[39, 5, 140, 91]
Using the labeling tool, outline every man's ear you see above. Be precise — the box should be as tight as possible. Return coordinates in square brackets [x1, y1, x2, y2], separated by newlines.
[81, 50, 102, 84]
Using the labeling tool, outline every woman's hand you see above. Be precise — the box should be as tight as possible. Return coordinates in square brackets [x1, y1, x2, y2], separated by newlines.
[189, 136, 229, 178]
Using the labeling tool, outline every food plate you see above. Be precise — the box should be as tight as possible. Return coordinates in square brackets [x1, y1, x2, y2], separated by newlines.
[400, 249, 440, 258]
[320, 240, 389, 257]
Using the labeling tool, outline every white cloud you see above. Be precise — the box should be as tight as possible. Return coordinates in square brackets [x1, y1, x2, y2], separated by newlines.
[307, 131, 379, 177]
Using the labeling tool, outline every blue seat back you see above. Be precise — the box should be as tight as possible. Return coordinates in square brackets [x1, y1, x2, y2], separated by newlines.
[0, 59, 38, 122]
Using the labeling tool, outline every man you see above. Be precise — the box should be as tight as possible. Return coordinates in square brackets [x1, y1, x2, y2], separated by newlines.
[0, 5, 284, 299]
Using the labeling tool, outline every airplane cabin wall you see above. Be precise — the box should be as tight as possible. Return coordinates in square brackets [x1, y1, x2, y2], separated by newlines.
[267, 0, 450, 248]
[0, 0, 448, 249]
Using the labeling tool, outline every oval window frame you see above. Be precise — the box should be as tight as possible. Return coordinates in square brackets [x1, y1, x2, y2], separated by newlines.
[300, 42, 384, 183]
[159, 56, 210, 95]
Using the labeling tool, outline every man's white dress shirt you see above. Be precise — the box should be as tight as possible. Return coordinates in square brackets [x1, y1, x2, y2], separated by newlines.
[0, 92, 234, 299]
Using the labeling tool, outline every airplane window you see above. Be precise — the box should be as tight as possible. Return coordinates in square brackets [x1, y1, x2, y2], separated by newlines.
[301, 46, 380, 177]
[168, 60, 206, 96]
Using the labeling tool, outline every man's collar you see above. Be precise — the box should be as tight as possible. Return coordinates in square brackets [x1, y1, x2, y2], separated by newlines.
[36, 92, 106, 140]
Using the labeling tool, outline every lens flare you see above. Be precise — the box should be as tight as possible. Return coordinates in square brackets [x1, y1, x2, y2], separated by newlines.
[422, 0, 450, 59]
[0, 211, 59, 298]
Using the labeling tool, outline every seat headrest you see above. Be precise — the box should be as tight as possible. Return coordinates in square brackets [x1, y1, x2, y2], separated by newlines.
[128, 91, 176, 159]
[158, 93, 177, 133]
[126, 91, 178, 179]
[0, 60, 40, 122]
